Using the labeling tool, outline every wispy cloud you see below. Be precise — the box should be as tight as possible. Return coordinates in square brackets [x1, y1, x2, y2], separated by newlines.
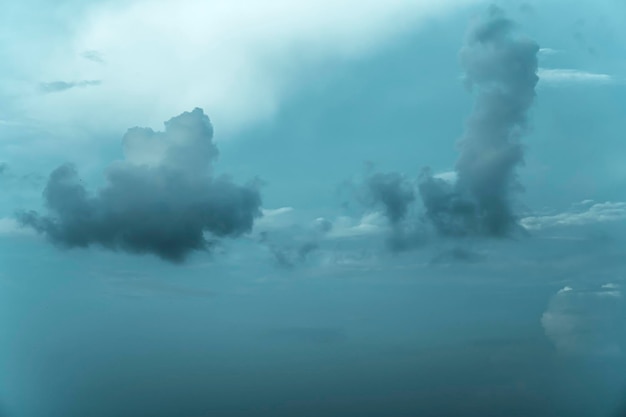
[39, 80, 102, 93]
[538, 68, 613, 84]
[521, 201, 626, 231]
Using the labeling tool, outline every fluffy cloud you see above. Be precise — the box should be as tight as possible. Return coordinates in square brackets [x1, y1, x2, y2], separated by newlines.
[18, 108, 262, 262]
[541, 284, 625, 356]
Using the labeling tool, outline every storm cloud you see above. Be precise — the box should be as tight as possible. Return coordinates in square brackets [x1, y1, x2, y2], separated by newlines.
[18, 108, 262, 262]
[420, 7, 539, 237]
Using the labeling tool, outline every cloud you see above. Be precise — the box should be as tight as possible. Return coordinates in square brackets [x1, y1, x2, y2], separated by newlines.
[80, 50, 105, 64]
[538, 68, 613, 84]
[364, 172, 416, 226]
[541, 284, 625, 357]
[6, 0, 480, 135]
[18, 108, 262, 263]
[254, 207, 296, 231]
[342, 170, 425, 252]
[326, 212, 387, 239]
[538, 47, 559, 56]
[419, 6, 539, 237]
[521, 201, 626, 231]
[39, 80, 102, 93]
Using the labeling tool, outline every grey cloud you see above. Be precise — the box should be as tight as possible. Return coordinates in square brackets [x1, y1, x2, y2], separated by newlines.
[365, 172, 415, 226]
[361, 171, 425, 252]
[18, 108, 262, 263]
[0, 162, 7, 175]
[81, 50, 105, 64]
[263, 234, 319, 269]
[419, 7, 539, 238]
[39, 80, 102, 93]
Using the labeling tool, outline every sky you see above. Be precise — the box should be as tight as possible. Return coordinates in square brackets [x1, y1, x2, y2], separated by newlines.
[1, 0, 626, 416]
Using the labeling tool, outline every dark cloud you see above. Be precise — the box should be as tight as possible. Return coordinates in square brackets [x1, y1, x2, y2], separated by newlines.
[359, 171, 425, 252]
[18, 108, 262, 263]
[0, 162, 7, 175]
[419, 7, 539, 238]
[365, 172, 415, 226]
[39, 80, 102, 93]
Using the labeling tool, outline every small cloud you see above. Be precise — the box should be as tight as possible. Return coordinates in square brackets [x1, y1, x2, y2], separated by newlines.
[521, 201, 626, 231]
[538, 68, 613, 84]
[81, 50, 105, 64]
[39, 80, 102, 93]
[254, 207, 296, 231]
[557, 286, 574, 294]
[602, 283, 620, 290]
[326, 212, 387, 239]
[538, 48, 559, 56]
[433, 170, 457, 184]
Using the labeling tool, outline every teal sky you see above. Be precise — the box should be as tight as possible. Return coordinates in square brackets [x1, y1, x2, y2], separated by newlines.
[1, 1, 626, 416]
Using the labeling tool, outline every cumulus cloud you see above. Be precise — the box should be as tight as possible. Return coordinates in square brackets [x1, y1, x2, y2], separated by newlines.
[18, 108, 262, 262]
[419, 7, 539, 237]
[521, 201, 626, 231]
[541, 284, 625, 357]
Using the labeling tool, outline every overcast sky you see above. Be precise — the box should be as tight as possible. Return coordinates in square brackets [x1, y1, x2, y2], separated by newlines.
[2, 1, 626, 416]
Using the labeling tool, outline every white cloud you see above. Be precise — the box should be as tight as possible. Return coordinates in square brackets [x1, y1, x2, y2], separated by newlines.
[541, 284, 625, 357]
[538, 47, 559, 56]
[521, 201, 626, 231]
[326, 212, 387, 239]
[538, 68, 613, 84]
[254, 207, 296, 231]
[4, 0, 479, 137]
[433, 170, 457, 184]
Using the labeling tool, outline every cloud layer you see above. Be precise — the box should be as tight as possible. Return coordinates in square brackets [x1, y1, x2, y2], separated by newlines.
[18, 108, 262, 262]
